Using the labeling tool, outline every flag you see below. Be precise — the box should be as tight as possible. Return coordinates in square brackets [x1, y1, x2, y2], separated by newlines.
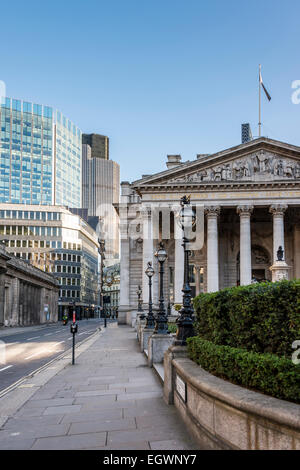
[259, 70, 272, 101]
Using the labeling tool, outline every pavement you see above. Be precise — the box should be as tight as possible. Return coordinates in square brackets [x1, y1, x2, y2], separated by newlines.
[0, 323, 200, 450]
[0, 319, 108, 392]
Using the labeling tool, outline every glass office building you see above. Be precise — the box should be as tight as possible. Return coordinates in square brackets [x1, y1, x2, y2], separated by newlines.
[0, 98, 81, 207]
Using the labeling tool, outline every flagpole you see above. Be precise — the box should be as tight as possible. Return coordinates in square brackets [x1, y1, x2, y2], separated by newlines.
[259, 64, 261, 137]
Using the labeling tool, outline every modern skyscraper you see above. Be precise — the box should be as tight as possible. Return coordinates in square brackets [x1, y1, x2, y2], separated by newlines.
[241, 123, 253, 144]
[0, 97, 81, 207]
[82, 134, 120, 262]
[82, 133, 109, 160]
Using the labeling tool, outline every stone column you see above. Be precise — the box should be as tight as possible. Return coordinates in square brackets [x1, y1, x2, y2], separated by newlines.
[174, 218, 184, 304]
[237, 205, 254, 286]
[269, 204, 288, 262]
[142, 208, 154, 307]
[293, 224, 300, 279]
[11, 278, 20, 326]
[0, 268, 7, 326]
[195, 266, 201, 296]
[118, 203, 130, 325]
[205, 206, 220, 293]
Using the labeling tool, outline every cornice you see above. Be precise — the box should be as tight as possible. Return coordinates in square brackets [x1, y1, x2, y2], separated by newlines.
[136, 180, 300, 193]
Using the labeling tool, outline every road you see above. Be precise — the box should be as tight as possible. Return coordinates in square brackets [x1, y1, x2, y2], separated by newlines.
[0, 319, 114, 393]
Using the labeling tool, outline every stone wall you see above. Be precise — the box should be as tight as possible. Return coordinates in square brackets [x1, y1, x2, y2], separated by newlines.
[164, 347, 300, 450]
[0, 245, 59, 327]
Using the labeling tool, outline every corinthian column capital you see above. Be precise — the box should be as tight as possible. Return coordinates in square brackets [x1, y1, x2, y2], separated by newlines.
[269, 204, 288, 216]
[205, 206, 221, 218]
[237, 205, 254, 216]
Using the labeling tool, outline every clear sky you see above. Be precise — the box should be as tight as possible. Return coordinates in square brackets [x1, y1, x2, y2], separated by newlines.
[1, 0, 300, 182]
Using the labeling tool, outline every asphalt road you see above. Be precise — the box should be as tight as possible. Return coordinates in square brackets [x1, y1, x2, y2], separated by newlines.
[0, 319, 115, 393]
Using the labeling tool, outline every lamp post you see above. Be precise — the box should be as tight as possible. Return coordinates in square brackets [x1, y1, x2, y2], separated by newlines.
[137, 285, 143, 312]
[175, 195, 196, 345]
[71, 299, 78, 365]
[154, 242, 169, 335]
[105, 274, 113, 319]
[145, 261, 155, 329]
[98, 238, 106, 326]
[72, 299, 76, 324]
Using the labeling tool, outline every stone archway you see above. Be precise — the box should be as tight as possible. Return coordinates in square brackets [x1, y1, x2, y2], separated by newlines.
[237, 245, 271, 283]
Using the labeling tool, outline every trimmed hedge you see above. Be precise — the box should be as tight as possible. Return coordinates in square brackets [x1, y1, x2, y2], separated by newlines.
[187, 336, 300, 403]
[193, 280, 300, 357]
[168, 323, 177, 334]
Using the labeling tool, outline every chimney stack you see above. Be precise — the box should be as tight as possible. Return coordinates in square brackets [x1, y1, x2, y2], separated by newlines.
[166, 155, 182, 170]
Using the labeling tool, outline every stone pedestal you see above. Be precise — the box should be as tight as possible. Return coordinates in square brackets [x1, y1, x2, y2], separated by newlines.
[118, 306, 129, 325]
[141, 328, 154, 352]
[163, 345, 188, 405]
[148, 334, 175, 368]
[270, 261, 291, 282]
[137, 317, 146, 341]
[127, 310, 138, 328]
[135, 313, 146, 331]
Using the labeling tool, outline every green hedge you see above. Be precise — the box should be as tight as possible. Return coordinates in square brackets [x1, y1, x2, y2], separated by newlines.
[193, 280, 300, 357]
[168, 323, 177, 334]
[187, 336, 300, 403]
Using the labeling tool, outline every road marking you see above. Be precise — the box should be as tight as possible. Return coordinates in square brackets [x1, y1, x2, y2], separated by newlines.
[27, 336, 40, 341]
[6, 342, 20, 346]
[0, 365, 13, 372]
[25, 351, 45, 360]
[44, 333, 53, 336]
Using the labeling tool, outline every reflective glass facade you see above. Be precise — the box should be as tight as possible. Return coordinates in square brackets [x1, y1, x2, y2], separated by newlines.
[0, 98, 81, 207]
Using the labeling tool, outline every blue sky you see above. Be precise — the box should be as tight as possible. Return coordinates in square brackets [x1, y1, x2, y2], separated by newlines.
[1, 0, 300, 182]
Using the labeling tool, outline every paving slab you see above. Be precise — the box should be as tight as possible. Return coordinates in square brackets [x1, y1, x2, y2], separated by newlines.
[31, 432, 107, 450]
[0, 323, 201, 450]
[68, 417, 136, 435]
[43, 405, 82, 415]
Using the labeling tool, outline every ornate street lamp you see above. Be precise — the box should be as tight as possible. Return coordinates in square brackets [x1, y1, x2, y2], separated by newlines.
[137, 285, 143, 312]
[175, 195, 196, 345]
[154, 242, 169, 335]
[145, 261, 155, 329]
[98, 238, 106, 326]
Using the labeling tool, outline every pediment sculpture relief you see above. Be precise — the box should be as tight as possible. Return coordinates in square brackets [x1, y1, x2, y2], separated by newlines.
[169, 151, 300, 183]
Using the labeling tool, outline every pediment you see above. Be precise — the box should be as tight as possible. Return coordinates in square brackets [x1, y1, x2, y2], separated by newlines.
[133, 138, 300, 189]
[168, 150, 300, 184]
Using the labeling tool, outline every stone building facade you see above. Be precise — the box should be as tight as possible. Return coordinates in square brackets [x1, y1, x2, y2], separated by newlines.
[0, 244, 59, 327]
[118, 137, 300, 324]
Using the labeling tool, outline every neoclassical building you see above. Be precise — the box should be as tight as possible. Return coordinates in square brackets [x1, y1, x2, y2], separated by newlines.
[117, 137, 300, 324]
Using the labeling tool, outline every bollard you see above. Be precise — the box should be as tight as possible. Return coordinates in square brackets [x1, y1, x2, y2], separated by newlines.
[70, 322, 78, 365]
[104, 312, 107, 328]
